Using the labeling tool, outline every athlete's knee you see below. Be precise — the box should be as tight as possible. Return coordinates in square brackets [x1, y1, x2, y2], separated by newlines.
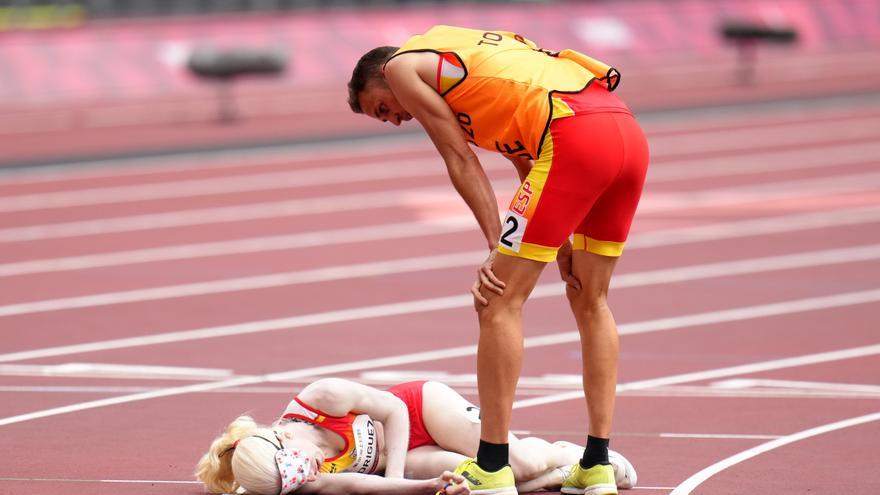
[476, 294, 524, 325]
[566, 282, 610, 314]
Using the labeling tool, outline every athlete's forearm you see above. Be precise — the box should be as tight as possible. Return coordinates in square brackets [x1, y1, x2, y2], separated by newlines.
[380, 398, 411, 478]
[306, 473, 446, 495]
[443, 151, 501, 250]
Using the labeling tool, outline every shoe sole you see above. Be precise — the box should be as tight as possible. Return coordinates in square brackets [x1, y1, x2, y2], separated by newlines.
[470, 488, 518, 495]
[586, 484, 618, 495]
[561, 484, 618, 495]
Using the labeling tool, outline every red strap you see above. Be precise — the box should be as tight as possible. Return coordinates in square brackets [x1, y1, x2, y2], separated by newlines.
[436, 53, 444, 91]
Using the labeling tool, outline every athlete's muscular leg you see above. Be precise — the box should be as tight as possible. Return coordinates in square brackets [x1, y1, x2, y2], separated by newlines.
[475, 253, 546, 444]
[566, 250, 619, 438]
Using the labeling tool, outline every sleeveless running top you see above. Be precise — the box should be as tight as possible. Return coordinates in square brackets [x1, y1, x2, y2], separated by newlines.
[388, 25, 620, 159]
[280, 397, 381, 474]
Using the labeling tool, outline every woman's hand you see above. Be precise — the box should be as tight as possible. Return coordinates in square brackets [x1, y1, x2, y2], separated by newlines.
[432, 472, 469, 495]
[472, 248, 505, 307]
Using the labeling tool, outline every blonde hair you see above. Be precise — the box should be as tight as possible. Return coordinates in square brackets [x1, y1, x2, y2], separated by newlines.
[195, 415, 284, 495]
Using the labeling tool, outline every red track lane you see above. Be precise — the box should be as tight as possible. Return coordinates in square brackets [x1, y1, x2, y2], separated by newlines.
[3, 241, 878, 359]
[0, 93, 879, 494]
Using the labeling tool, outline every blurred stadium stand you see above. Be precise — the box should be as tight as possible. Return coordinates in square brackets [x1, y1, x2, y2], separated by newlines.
[0, 0, 538, 25]
[0, 0, 878, 166]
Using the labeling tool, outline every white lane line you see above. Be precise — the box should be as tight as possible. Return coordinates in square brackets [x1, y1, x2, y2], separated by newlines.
[616, 385, 880, 400]
[510, 344, 880, 410]
[0, 215, 476, 277]
[0, 362, 233, 380]
[648, 141, 880, 183]
[0, 477, 200, 484]
[0, 250, 485, 316]
[711, 378, 880, 394]
[669, 412, 880, 494]
[647, 117, 880, 156]
[2, 203, 878, 279]
[0, 180, 512, 243]
[626, 205, 880, 249]
[659, 433, 782, 440]
[3, 99, 876, 185]
[2, 126, 877, 213]
[0, 156, 491, 213]
[0, 134, 433, 184]
[1, 241, 878, 318]
[639, 170, 880, 214]
[0, 237, 877, 362]
[0, 301, 877, 426]
[2, 156, 879, 243]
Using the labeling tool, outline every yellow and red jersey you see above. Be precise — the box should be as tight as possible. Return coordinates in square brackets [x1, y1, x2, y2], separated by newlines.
[280, 397, 381, 474]
[388, 25, 620, 159]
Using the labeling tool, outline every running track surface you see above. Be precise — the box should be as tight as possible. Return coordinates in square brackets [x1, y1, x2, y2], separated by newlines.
[0, 94, 879, 495]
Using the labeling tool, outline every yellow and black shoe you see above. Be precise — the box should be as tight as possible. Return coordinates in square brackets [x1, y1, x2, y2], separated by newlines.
[453, 458, 518, 495]
[561, 463, 618, 495]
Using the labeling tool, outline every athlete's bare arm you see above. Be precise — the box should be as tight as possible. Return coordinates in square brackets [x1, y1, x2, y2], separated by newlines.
[297, 378, 410, 478]
[297, 471, 469, 495]
[384, 53, 502, 252]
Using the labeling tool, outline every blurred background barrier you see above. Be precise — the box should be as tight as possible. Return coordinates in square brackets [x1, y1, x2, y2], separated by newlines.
[187, 47, 288, 121]
[0, 0, 878, 166]
[719, 19, 799, 85]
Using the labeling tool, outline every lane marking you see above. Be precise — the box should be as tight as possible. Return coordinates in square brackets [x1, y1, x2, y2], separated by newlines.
[648, 140, 880, 183]
[0, 291, 877, 426]
[0, 156, 497, 212]
[3, 100, 877, 184]
[0, 180, 511, 243]
[0, 134, 433, 184]
[511, 343, 880, 410]
[1, 129, 877, 212]
[647, 118, 880, 156]
[0, 476, 671, 490]
[2, 240, 878, 317]
[658, 433, 782, 440]
[0, 215, 476, 277]
[2, 162, 879, 243]
[669, 411, 880, 494]
[0, 363, 233, 380]
[0, 477, 200, 484]
[711, 378, 880, 394]
[1, 202, 878, 278]
[639, 170, 880, 214]
[1, 241, 878, 360]
[613, 385, 880, 400]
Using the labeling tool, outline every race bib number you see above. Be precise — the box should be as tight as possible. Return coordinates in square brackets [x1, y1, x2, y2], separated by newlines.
[498, 212, 527, 252]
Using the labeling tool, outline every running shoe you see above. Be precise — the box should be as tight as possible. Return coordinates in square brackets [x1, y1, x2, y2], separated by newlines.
[453, 458, 518, 495]
[561, 463, 618, 495]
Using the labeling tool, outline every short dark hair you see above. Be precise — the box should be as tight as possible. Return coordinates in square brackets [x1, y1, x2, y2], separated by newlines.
[347, 46, 399, 114]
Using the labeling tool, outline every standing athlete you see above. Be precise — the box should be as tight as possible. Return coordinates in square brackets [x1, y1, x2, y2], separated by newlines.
[347, 25, 649, 495]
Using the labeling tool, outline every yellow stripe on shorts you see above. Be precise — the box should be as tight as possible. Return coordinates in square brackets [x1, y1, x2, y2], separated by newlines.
[572, 234, 626, 257]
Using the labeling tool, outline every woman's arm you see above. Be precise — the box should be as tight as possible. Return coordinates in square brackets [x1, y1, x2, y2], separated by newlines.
[298, 378, 410, 478]
[298, 471, 469, 495]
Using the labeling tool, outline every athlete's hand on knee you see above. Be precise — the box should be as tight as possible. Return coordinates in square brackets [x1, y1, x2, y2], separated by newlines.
[471, 279, 487, 308]
[473, 248, 505, 306]
[556, 240, 581, 290]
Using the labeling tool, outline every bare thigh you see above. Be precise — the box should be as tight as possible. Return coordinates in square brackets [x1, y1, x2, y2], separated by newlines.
[420, 381, 482, 456]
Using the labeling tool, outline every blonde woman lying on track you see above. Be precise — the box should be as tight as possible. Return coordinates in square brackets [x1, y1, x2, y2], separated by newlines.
[197, 378, 637, 494]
